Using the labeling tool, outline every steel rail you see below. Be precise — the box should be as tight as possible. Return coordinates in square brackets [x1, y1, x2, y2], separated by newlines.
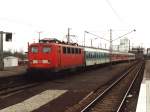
[0, 82, 40, 96]
[116, 62, 144, 112]
[81, 62, 141, 112]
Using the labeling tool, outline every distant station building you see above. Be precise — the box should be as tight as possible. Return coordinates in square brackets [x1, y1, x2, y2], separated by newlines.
[112, 38, 130, 52]
[119, 38, 130, 52]
[4, 56, 18, 67]
[131, 47, 144, 54]
[130, 47, 144, 59]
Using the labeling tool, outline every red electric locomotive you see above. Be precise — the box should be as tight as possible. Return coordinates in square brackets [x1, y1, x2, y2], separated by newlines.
[28, 38, 84, 72]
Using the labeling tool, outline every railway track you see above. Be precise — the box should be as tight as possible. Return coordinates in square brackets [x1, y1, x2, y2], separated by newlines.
[66, 61, 144, 112]
[0, 82, 41, 99]
[0, 75, 45, 99]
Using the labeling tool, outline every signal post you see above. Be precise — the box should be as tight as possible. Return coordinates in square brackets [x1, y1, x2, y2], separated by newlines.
[0, 31, 3, 70]
[0, 31, 12, 70]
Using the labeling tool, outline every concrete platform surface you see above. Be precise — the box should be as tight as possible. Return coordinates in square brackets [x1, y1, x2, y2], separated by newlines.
[136, 60, 150, 112]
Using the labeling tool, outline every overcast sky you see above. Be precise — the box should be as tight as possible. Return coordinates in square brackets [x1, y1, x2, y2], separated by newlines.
[0, 0, 149, 52]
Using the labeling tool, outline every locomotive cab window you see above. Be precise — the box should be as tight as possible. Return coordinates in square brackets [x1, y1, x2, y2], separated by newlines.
[75, 48, 78, 54]
[72, 48, 75, 54]
[67, 47, 71, 54]
[31, 47, 38, 53]
[63, 47, 67, 54]
[79, 49, 81, 54]
[43, 47, 51, 53]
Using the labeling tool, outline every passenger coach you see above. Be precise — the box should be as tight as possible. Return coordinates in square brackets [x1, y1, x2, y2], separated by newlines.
[84, 47, 110, 66]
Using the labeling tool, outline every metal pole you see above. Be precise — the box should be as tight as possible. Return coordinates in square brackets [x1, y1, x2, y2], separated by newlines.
[129, 39, 130, 52]
[91, 39, 92, 47]
[39, 33, 40, 42]
[84, 31, 85, 46]
[100, 43, 102, 48]
[67, 28, 70, 43]
[0, 31, 4, 70]
[110, 29, 112, 65]
[37, 31, 42, 42]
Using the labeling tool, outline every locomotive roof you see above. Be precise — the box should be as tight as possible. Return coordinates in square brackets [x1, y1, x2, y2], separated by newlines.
[29, 40, 82, 48]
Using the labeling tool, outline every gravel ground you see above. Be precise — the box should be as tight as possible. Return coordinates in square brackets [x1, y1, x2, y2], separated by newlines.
[0, 66, 26, 78]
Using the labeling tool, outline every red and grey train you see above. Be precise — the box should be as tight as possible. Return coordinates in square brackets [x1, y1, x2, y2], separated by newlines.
[27, 38, 135, 72]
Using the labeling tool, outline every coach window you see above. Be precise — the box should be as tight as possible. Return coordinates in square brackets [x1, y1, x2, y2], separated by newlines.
[98, 53, 100, 58]
[86, 52, 89, 58]
[63, 47, 67, 54]
[103, 53, 106, 58]
[96, 53, 99, 59]
[93, 53, 95, 58]
[89, 53, 91, 58]
[93, 52, 95, 58]
[43, 47, 51, 53]
[107, 53, 109, 57]
[31, 47, 38, 53]
[101, 53, 103, 58]
[99, 53, 101, 58]
[88, 53, 90, 58]
[95, 53, 97, 59]
[91, 53, 93, 58]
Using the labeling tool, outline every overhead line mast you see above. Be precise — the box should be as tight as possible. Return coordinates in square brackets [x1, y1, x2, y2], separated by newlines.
[37, 31, 42, 42]
[66, 28, 76, 43]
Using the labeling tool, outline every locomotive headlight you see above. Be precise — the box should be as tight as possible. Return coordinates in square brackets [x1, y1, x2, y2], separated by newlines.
[33, 60, 38, 64]
[42, 60, 50, 64]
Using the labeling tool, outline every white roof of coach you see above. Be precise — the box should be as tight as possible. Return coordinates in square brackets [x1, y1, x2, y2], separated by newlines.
[83, 47, 109, 53]
[82, 47, 135, 55]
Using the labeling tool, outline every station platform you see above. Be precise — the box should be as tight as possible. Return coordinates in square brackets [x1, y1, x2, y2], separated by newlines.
[0, 66, 26, 78]
[136, 60, 150, 112]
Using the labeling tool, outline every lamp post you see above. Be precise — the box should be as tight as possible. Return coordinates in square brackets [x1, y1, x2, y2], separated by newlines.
[129, 39, 130, 52]
[84, 31, 89, 46]
[109, 29, 112, 65]
[90, 38, 98, 47]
